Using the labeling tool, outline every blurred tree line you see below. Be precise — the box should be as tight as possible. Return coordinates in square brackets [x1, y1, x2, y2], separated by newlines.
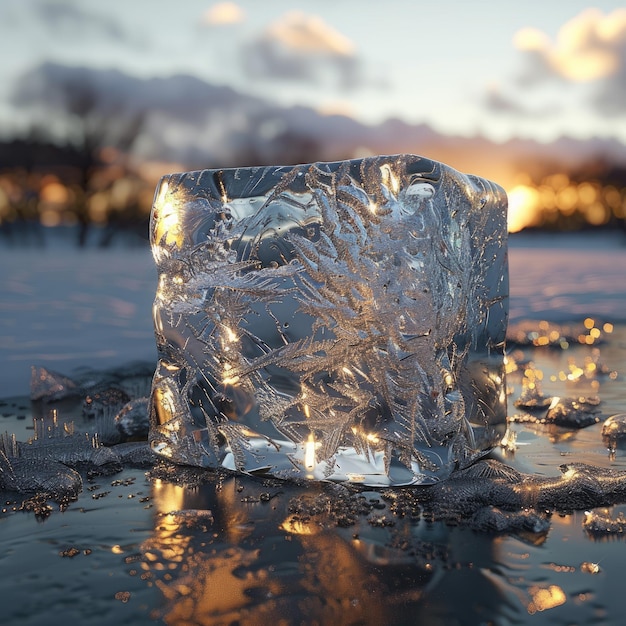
[0, 74, 329, 247]
[0, 75, 625, 245]
[0, 77, 152, 246]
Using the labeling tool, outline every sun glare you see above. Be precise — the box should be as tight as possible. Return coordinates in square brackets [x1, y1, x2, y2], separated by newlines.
[507, 184, 541, 232]
[507, 174, 625, 232]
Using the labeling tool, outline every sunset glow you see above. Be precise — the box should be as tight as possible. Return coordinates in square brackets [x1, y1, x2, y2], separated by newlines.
[0, 3, 624, 235]
[507, 184, 541, 232]
[514, 8, 626, 82]
[507, 174, 626, 232]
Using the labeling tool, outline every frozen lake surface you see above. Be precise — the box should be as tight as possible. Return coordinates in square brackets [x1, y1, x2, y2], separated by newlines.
[1, 229, 625, 397]
[1, 228, 626, 625]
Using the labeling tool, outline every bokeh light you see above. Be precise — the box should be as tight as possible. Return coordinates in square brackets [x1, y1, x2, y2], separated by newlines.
[506, 173, 626, 232]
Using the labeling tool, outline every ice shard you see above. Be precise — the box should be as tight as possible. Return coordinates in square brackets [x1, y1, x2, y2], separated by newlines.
[149, 154, 508, 486]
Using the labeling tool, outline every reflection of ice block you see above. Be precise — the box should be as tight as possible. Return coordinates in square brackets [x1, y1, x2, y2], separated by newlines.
[149, 154, 508, 486]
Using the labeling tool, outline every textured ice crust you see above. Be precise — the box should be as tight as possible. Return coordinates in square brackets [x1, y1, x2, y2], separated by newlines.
[149, 154, 508, 486]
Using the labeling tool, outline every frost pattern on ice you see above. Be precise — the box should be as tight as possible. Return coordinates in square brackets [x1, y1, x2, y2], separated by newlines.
[149, 155, 508, 485]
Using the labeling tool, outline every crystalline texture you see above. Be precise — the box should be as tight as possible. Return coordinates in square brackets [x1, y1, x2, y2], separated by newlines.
[149, 154, 508, 486]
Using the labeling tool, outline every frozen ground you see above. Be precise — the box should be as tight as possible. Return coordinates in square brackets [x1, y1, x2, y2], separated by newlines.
[0, 229, 156, 397]
[1, 227, 626, 625]
[508, 230, 626, 322]
[1, 228, 625, 397]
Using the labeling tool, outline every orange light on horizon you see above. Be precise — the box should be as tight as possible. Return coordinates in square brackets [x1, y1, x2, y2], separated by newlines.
[507, 174, 626, 232]
[507, 184, 541, 232]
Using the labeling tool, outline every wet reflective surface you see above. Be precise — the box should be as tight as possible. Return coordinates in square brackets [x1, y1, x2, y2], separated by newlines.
[1, 231, 626, 624]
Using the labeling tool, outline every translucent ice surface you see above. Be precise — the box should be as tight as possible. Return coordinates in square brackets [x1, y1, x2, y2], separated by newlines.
[149, 155, 508, 485]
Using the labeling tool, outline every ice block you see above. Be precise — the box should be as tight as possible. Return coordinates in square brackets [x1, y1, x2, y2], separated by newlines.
[149, 154, 508, 486]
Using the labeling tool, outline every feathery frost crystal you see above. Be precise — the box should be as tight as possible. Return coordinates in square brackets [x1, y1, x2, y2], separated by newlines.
[149, 155, 508, 485]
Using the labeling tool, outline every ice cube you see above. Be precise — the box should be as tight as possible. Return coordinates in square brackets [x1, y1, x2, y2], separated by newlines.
[149, 154, 508, 486]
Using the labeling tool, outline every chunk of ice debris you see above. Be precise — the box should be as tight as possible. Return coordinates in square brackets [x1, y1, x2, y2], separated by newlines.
[544, 396, 601, 428]
[583, 508, 626, 536]
[83, 388, 131, 420]
[602, 413, 626, 456]
[115, 397, 150, 440]
[82, 387, 132, 444]
[149, 154, 509, 485]
[513, 379, 552, 410]
[602, 413, 626, 441]
[0, 449, 83, 498]
[509, 395, 601, 428]
[31, 366, 80, 401]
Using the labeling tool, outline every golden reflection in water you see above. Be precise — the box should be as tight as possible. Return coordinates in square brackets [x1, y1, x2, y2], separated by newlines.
[527, 585, 567, 614]
[142, 476, 393, 625]
[137, 467, 528, 625]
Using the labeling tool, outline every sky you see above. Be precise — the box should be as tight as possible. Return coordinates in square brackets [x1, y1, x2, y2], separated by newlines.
[1, 0, 626, 146]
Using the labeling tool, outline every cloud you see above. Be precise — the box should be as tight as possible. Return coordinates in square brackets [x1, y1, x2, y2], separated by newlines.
[11, 62, 264, 123]
[514, 9, 626, 82]
[11, 62, 626, 181]
[241, 11, 361, 88]
[10, 62, 275, 163]
[484, 84, 532, 115]
[483, 84, 560, 117]
[34, 0, 127, 41]
[201, 2, 245, 26]
[513, 8, 626, 115]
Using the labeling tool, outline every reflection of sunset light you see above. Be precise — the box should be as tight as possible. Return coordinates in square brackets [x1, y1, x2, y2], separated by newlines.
[156, 201, 183, 247]
[152, 481, 186, 514]
[527, 584, 566, 613]
[153, 180, 186, 250]
[379, 164, 400, 196]
[280, 517, 317, 535]
[305, 433, 316, 469]
[503, 356, 518, 375]
[222, 363, 240, 386]
[224, 326, 238, 343]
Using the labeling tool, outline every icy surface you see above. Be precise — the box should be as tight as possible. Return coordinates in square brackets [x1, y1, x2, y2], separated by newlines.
[149, 155, 508, 485]
[2, 229, 625, 400]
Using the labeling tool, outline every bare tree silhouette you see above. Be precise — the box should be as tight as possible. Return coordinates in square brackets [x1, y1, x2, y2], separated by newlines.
[11, 66, 145, 245]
